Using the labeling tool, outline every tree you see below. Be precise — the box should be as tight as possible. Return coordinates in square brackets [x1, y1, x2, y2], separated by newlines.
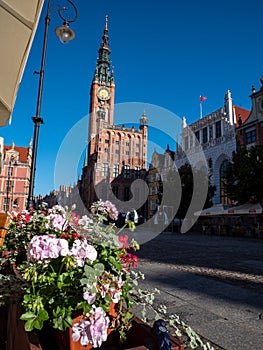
[163, 164, 216, 219]
[224, 145, 263, 204]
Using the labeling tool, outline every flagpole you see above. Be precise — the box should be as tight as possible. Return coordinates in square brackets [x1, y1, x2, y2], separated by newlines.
[200, 96, 202, 119]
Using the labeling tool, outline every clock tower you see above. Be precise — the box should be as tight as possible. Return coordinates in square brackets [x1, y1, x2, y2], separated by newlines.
[81, 16, 148, 213]
[88, 15, 115, 150]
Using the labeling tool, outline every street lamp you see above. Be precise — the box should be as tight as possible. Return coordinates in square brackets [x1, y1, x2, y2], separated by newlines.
[27, 0, 78, 209]
[5, 155, 17, 212]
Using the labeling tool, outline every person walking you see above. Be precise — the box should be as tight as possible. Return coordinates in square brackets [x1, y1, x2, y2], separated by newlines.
[125, 208, 138, 225]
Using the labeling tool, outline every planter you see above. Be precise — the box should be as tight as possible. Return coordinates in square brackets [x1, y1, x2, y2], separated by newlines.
[1, 303, 184, 350]
[0, 213, 10, 248]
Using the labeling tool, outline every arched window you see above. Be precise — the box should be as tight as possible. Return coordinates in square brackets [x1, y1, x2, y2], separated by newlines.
[220, 160, 231, 204]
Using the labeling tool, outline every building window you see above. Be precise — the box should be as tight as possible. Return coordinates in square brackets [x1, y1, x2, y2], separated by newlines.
[215, 121, 221, 138]
[125, 151, 130, 155]
[136, 143, 140, 148]
[135, 166, 140, 178]
[124, 187, 130, 201]
[105, 139, 109, 144]
[102, 163, 109, 177]
[115, 149, 120, 154]
[113, 164, 119, 177]
[104, 148, 109, 153]
[195, 130, 200, 144]
[3, 198, 9, 212]
[124, 165, 130, 178]
[115, 140, 120, 145]
[246, 129, 256, 144]
[6, 180, 11, 192]
[209, 126, 213, 140]
[135, 152, 139, 157]
[202, 127, 208, 144]
[126, 142, 130, 147]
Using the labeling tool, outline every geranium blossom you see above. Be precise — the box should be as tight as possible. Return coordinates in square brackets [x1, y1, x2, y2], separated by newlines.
[70, 239, 97, 267]
[72, 306, 110, 348]
[27, 235, 70, 262]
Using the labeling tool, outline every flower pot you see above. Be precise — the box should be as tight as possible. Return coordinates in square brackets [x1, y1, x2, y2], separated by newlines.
[0, 213, 10, 248]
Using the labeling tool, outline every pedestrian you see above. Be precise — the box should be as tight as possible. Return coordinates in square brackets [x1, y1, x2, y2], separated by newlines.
[125, 208, 138, 224]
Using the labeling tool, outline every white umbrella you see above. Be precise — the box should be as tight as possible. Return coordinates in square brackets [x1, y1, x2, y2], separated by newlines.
[0, 0, 44, 126]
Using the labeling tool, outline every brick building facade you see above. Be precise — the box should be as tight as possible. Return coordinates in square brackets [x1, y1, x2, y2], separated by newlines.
[0, 141, 31, 211]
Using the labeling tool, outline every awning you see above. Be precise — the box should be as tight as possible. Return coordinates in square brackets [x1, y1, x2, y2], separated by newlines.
[0, 0, 45, 126]
[194, 204, 230, 217]
[224, 202, 263, 215]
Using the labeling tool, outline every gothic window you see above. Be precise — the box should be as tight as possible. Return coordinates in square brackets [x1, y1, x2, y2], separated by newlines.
[215, 121, 221, 138]
[8, 167, 13, 176]
[220, 159, 231, 204]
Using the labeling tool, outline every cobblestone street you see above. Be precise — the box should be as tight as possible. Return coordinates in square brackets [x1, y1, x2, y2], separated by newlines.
[131, 230, 263, 350]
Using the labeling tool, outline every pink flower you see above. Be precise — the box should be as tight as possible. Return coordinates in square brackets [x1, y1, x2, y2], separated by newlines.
[72, 306, 109, 347]
[83, 291, 96, 304]
[27, 235, 69, 262]
[70, 239, 97, 267]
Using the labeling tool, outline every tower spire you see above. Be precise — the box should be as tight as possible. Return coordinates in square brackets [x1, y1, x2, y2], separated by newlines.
[94, 15, 112, 83]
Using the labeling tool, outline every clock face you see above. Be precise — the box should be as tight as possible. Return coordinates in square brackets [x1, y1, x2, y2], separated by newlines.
[97, 87, 110, 101]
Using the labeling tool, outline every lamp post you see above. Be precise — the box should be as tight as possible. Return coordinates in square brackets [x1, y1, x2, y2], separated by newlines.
[27, 0, 78, 209]
[5, 155, 17, 212]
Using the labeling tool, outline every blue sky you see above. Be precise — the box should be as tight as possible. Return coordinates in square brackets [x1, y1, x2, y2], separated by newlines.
[1, 0, 263, 196]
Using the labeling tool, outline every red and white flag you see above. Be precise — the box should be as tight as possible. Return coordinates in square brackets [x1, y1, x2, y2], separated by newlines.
[200, 95, 207, 103]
